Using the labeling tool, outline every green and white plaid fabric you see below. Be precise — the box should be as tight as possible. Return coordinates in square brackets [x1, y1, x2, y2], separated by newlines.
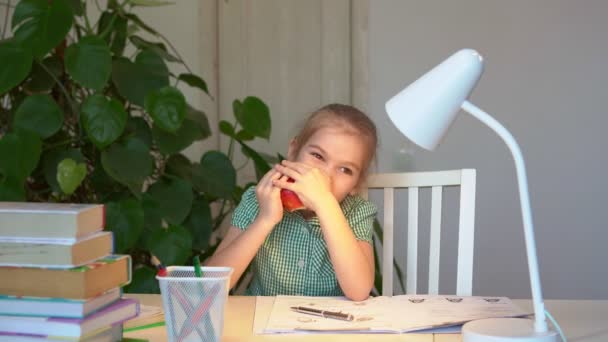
[231, 186, 377, 297]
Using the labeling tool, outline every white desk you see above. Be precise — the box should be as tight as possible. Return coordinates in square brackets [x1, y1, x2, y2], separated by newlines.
[124, 294, 608, 341]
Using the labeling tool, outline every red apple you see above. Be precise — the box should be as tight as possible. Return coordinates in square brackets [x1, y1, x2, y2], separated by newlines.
[280, 178, 305, 212]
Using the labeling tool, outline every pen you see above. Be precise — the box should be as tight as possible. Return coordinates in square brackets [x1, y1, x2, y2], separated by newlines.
[290, 306, 354, 321]
[151, 255, 167, 277]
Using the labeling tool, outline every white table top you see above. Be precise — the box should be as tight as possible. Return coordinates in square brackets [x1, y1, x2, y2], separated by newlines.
[124, 294, 608, 341]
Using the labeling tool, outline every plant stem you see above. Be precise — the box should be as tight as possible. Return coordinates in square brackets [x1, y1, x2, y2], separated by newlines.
[36, 61, 80, 130]
[226, 120, 239, 160]
[213, 201, 230, 232]
[235, 158, 249, 172]
[94, 0, 102, 12]
[98, 12, 118, 40]
[156, 31, 193, 74]
[82, 2, 94, 34]
[43, 138, 77, 151]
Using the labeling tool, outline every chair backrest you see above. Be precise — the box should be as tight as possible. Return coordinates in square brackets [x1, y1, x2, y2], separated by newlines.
[363, 169, 476, 296]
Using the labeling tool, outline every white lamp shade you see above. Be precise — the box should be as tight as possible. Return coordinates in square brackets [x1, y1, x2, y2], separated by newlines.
[385, 49, 484, 150]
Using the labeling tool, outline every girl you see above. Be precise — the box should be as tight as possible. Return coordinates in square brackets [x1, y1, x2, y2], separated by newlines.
[206, 104, 378, 301]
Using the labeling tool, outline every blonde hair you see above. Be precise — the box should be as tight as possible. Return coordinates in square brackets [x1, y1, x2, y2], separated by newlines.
[291, 104, 378, 185]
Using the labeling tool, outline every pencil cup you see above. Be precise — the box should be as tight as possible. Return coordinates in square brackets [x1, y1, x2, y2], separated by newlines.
[157, 266, 233, 342]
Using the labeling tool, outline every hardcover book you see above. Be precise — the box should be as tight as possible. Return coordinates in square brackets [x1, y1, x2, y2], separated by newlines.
[0, 255, 131, 299]
[0, 287, 121, 318]
[0, 231, 113, 267]
[0, 298, 138, 339]
[0, 202, 105, 239]
[0, 324, 122, 341]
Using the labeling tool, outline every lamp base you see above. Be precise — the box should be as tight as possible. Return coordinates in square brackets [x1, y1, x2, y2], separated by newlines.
[462, 318, 558, 342]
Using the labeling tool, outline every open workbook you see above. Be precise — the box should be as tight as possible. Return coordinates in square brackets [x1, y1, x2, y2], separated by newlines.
[262, 295, 529, 333]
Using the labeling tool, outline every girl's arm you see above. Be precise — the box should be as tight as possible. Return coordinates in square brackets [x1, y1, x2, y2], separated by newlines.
[204, 220, 274, 288]
[205, 168, 285, 288]
[314, 196, 375, 301]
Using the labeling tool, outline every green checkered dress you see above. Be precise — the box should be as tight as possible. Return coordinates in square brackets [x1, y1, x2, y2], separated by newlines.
[231, 187, 377, 297]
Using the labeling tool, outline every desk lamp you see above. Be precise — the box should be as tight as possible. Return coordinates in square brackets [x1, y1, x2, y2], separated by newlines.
[385, 49, 557, 342]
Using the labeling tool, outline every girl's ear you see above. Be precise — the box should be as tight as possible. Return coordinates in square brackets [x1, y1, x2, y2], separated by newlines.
[287, 138, 298, 161]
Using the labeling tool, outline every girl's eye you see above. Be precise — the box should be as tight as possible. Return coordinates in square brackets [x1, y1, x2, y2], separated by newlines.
[311, 152, 323, 160]
[340, 167, 353, 175]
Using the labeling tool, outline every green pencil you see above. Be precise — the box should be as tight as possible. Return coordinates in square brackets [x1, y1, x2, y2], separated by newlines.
[193, 255, 202, 277]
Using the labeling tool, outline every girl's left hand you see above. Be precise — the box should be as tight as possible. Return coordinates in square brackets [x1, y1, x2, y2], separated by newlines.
[272, 160, 335, 212]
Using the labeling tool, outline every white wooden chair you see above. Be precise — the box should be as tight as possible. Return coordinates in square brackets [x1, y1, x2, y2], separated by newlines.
[363, 169, 476, 296]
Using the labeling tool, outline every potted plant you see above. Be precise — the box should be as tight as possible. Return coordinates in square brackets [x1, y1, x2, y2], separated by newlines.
[0, 0, 275, 292]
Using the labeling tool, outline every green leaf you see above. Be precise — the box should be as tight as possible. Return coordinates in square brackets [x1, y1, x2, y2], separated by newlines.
[109, 15, 128, 56]
[152, 118, 203, 155]
[186, 105, 211, 139]
[0, 130, 41, 183]
[89, 158, 120, 195]
[97, 11, 113, 39]
[152, 105, 211, 154]
[124, 266, 159, 294]
[13, 94, 63, 138]
[101, 137, 153, 192]
[42, 148, 85, 193]
[148, 224, 192, 266]
[165, 154, 192, 180]
[124, 13, 158, 36]
[219, 120, 235, 138]
[184, 196, 212, 251]
[12, 0, 73, 59]
[240, 141, 271, 181]
[129, 35, 179, 62]
[192, 151, 236, 199]
[260, 151, 280, 165]
[80, 94, 127, 148]
[56, 158, 86, 195]
[178, 73, 208, 95]
[125, 117, 153, 148]
[97, 11, 128, 56]
[111, 50, 169, 106]
[141, 193, 163, 232]
[235, 129, 255, 141]
[65, 36, 112, 90]
[0, 177, 25, 201]
[23, 56, 62, 92]
[105, 198, 145, 253]
[0, 39, 33, 94]
[234, 96, 271, 140]
[128, 0, 175, 6]
[146, 177, 193, 225]
[145, 86, 186, 133]
[67, 0, 84, 16]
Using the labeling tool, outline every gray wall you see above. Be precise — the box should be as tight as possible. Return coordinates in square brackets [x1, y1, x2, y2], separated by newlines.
[369, 0, 608, 299]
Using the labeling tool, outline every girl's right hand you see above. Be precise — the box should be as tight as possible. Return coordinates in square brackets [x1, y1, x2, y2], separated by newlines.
[255, 168, 284, 226]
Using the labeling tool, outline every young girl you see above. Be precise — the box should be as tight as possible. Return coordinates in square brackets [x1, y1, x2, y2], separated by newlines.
[206, 104, 378, 301]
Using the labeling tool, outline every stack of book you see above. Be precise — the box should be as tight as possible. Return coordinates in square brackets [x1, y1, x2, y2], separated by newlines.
[0, 202, 138, 341]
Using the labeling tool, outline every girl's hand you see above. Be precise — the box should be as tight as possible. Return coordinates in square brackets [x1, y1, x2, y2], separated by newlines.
[255, 168, 284, 226]
[273, 160, 335, 213]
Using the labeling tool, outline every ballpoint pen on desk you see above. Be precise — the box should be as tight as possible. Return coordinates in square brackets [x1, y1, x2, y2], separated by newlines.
[291, 306, 355, 322]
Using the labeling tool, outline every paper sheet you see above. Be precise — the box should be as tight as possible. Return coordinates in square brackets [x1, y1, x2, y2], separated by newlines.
[262, 295, 529, 334]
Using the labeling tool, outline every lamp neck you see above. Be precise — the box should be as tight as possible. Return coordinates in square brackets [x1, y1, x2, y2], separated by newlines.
[461, 100, 548, 333]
